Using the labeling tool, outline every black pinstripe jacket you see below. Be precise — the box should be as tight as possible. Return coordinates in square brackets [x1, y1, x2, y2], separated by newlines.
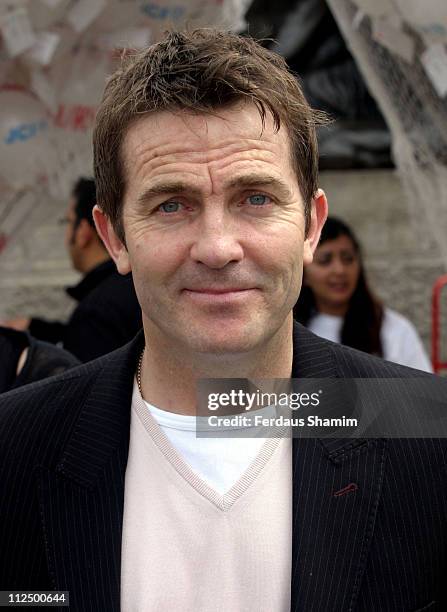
[0, 324, 446, 612]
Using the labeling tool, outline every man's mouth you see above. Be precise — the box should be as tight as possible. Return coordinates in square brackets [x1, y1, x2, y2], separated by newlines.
[182, 287, 256, 302]
[184, 287, 253, 294]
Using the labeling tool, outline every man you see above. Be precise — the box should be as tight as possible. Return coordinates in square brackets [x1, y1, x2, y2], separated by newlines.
[0, 30, 445, 611]
[5, 178, 142, 362]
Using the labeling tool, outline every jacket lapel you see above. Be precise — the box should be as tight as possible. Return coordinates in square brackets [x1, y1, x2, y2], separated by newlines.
[37, 332, 144, 612]
[290, 324, 386, 611]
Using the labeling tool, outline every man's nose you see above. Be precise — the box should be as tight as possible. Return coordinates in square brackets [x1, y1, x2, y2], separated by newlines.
[189, 211, 244, 269]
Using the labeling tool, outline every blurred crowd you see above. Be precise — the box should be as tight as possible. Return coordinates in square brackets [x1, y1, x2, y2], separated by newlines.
[1, 177, 142, 392]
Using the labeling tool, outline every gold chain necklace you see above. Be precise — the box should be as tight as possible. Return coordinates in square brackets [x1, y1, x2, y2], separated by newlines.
[136, 347, 145, 395]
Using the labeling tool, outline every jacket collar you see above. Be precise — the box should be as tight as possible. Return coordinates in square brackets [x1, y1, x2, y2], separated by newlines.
[37, 331, 144, 609]
[66, 259, 116, 302]
[291, 323, 366, 459]
[290, 324, 386, 612]
[292, 320, 338, 378]
[55, 322, 355, 487]
[56, 330, 145, 488]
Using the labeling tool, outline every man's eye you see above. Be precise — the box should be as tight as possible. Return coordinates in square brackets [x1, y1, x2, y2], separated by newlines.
[247, 194, 270, 206]
[159, 201, 181, 213]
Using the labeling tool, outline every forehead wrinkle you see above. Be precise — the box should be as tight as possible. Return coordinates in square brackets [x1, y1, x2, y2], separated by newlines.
[129, 144, 283, 195]
[122, 102, 292, 174]
[127, 133, 281, 167]
[123, 118, 294, 201]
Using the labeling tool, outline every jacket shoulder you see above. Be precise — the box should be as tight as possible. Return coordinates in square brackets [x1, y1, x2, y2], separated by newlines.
[293, 321, 434, 380]
[0, 331, 141, 438]
[329, 339, 434, 379]
[83, 271, 138, 309]
[0, 356, 105, 457]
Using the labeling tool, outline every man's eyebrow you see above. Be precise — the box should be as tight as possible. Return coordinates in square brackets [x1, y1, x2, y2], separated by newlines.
[225, 174, 294, 199]
[137, 181, 201, 204]
[136, 175, 295, 204]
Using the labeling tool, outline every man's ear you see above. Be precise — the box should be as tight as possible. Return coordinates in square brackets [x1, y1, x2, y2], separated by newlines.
[303, 189, 328, 266]
[93, 205, 131, 274]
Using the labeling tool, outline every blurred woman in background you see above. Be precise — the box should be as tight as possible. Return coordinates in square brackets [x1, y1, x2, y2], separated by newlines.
[294, 217, 432, 372]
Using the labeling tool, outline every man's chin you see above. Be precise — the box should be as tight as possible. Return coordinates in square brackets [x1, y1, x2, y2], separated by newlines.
[146, 312, 284, 357]
[190, 335, 259, 356]
[180, 324, 265, 356]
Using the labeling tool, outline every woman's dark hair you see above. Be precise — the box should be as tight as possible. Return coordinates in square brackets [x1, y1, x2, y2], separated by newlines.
[294, 217, 384, 356]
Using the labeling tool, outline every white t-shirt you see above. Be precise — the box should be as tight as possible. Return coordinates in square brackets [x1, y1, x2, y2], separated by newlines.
[308, 308, 433, 372]
[143, 398, 269, 494]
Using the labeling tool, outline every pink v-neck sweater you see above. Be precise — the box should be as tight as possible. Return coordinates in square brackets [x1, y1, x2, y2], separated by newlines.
[121, 385, 292, 611]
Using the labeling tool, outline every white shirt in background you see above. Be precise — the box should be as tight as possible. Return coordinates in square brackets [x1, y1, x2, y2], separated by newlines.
[308, 308, 433, 373]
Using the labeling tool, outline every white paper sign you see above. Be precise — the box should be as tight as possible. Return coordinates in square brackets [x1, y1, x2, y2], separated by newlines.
[100, 27, 152, 50]
[221, 0, 253, 31]
[394, 0, 447, 30]
[372, 17, 415, 63]
[66, 0, 107, 33]
[351, 0, 396, 19]
[352, 9, 366, 31]
[0, 0, 28, 16]
[0, 189, 37, 239]
[393, 0, 447, 44]
[0, 7, 36, 58]
[30, 69, 58, 112]
[26, 31, 60, 66]
[0, 58, 9, 84]
[40, 0, 66, 8]
[420, 43, 447, 98]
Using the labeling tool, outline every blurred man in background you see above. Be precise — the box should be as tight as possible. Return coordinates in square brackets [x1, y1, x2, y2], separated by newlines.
[4, 178, 141, 362]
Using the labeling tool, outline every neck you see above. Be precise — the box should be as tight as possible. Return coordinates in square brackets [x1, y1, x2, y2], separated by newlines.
[79, 248, 110, 275]
[316, 300, 348, 317]
[139, 317, 294, 416]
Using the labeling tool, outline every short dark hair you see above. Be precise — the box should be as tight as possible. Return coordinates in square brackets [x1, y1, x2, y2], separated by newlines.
[72, 178, 96, 229]
[93, 28, 328, 242]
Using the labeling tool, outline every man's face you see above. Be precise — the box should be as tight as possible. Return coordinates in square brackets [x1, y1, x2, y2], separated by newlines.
[102, 103, 324, 355]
